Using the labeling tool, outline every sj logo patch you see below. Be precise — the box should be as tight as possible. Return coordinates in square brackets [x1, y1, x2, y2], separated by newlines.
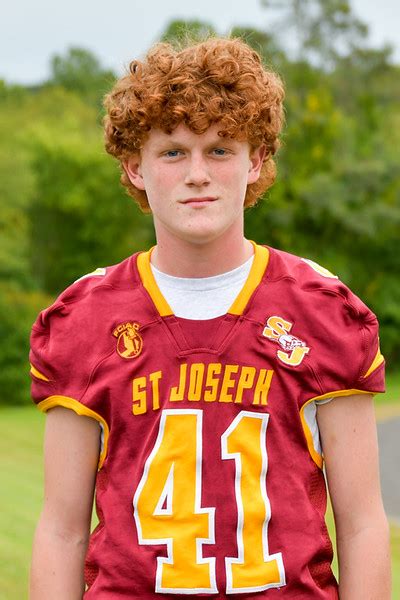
[262, 316, 310, 367]
[113, 322, 143, 359]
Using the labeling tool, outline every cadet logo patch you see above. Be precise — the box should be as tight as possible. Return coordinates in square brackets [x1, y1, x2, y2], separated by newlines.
[262, 316, 310, 367]
[113, 322, 143, 359]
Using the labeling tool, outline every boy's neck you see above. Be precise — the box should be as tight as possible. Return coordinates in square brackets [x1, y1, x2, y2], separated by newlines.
[150, 235, 254, 278]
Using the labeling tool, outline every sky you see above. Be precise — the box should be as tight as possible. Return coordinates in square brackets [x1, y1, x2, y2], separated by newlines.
[2, 0, 399, 85]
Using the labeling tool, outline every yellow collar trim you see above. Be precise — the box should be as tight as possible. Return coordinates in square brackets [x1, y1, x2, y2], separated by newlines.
[228, 243, 269, 315]
[137, 248, 174, 317]
[136, 242, 269, 319]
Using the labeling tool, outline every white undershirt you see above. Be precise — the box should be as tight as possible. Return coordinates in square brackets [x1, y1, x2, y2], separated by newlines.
[150, 256, 254, 320]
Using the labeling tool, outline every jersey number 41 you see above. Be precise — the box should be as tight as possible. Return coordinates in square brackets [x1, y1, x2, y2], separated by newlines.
[133, 409, 286, 595]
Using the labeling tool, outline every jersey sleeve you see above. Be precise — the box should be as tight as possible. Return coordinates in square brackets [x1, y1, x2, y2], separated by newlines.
[29, 291, 110, 467]
[354, 310, 385, 392]
[296, 265, 385, 469]
[314, 287, 385, 399]
[270, 249, 385, 401]
[30, 301, 84, 404]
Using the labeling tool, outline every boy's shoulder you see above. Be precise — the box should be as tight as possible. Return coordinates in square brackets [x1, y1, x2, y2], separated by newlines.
[262, 246, 384, 395]
[53, 254, 137, 307]
[29, 253, 145, 405]
[268, 246, 344, 290]
[266, 246, 373, 321]
[33, 253, 144, 330]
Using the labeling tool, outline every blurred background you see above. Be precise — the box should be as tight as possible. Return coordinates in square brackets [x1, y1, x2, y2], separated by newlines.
[0, 0, 399, 597]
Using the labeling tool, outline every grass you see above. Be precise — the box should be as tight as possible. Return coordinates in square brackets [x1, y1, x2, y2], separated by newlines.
[1, 372, 399, 598]
[0, 406, 44, 599]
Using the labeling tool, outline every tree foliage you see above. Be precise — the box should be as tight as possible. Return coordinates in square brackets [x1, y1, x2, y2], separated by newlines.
[0, 1, 399, 404]
[161, 19, 217, 45]
[49, 47, 116, 108]
[29, 137, 154, 294]
[261, 0, 368, 65]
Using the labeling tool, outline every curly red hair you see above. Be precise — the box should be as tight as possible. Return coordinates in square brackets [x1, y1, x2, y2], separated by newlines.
[104, 36, 285, 212]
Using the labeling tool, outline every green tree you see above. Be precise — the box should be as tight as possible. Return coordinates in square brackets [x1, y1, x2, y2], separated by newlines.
[0, 78, 153, 404]
[0, 285, 51, 405]
[161, 19, 217, 45]
[261, 0, 368, 66]
[230, 26, 287, 68]
[29, 136, 154, 295]
[49, 47, 116, 106]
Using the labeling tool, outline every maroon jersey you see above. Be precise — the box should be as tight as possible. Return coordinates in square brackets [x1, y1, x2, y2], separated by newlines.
[30, 244, 385, 599]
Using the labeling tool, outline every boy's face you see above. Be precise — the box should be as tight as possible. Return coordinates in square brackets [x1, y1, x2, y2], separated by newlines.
[124, 123, 265, 248]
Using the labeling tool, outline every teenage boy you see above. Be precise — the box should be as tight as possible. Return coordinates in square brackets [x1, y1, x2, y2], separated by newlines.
[30, 37, 390, 599]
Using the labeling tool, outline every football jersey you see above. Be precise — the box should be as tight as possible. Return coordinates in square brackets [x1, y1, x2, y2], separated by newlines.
[30, 243, 385, 599]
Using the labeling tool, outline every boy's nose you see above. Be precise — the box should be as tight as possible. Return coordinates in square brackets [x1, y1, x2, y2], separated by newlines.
[184, 156, 211, 187]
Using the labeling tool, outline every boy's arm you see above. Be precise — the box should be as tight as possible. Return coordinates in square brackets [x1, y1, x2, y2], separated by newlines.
[30, 407, 100, 600]
[317, 394, 391, 600]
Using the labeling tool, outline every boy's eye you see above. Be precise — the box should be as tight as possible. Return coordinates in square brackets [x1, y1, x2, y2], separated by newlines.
[212, 148, 228, 156]
[164, 150, 182, 158]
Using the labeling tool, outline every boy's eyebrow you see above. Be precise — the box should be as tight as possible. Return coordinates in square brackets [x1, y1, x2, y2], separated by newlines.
[155, 136, 237, 149]
[156, 138, 186, 147]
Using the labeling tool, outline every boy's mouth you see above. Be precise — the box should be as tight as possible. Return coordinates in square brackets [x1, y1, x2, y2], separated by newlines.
[181, 196, 217, 206]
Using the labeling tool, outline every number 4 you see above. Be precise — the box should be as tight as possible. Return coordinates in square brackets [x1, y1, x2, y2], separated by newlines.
[133, 409, 286, 594]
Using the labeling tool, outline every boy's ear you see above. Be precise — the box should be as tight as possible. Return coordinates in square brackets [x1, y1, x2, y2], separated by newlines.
[123, 155, 146, 191]
[247, 145, 267, 185]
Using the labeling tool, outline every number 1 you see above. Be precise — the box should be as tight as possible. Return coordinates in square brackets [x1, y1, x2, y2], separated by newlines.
[222, 412, 285, 593]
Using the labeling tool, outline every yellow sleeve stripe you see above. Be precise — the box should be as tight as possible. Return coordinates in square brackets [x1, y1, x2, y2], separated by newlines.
[228, 242, 269, 316]
[299, 397, 323, 469]
[307, 388, 376, 403]
[137, 248, 174, 317]
[300, 388, 377, 469]
[362, 347, 384, 379]
[37, 395, 110, 470]
[30, 364, 50, 382]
